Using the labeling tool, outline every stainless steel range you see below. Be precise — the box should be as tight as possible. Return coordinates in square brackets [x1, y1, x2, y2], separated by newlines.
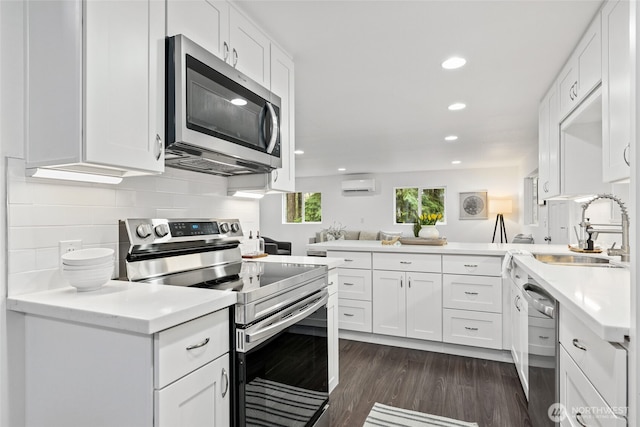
[119, 218, 330, 427]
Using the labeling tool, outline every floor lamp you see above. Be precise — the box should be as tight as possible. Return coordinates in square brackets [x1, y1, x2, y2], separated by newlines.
[490, 199, 513, 243]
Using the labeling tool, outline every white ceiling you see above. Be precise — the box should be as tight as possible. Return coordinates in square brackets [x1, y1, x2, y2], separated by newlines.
[236, 0, 603, 178]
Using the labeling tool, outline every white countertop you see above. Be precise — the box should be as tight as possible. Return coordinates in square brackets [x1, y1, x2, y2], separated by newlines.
[307, 240, 569, 256]
[513, 254, 629, 343]
[7, 280, 237, 335]
[244, 254, 345, 269]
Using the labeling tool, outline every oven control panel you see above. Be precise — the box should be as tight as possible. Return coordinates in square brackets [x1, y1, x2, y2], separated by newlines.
[121, 218, 243, 245]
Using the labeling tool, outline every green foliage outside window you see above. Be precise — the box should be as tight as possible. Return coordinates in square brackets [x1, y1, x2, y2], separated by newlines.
[395, 187, 446, 224]
[284, 192, 322, 224]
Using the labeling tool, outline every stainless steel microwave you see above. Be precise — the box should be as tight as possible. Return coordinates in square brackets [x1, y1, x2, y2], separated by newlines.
[165, 34, 281, 176]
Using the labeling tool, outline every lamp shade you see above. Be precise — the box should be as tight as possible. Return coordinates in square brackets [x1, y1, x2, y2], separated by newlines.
[489, 199, 513, 214]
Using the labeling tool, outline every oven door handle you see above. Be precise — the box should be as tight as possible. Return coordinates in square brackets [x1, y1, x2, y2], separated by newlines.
[245, 291, 328, 345]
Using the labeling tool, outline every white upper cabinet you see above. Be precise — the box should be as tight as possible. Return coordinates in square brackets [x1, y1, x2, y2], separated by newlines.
[166, 0, 230, 61]
[27, 0, 165, 177]
[558, 15, 602, 121]
[268, 44, 296, 192]
[538, 83, 561, 200]
[229, 6, 271, 87]
[601, 0, 631, 182]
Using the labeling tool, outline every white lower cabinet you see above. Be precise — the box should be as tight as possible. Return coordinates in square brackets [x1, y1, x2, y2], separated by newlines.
[155, 354, 230, 427]
[327, 269, 339, 393]
[372, 270, 442, 341]
[23, 309, 231, 427]
[509, 279, 529, 398]
[559, 348, 626, 427]
[330, 251, 373, 333]
[442, 309, 502, 350]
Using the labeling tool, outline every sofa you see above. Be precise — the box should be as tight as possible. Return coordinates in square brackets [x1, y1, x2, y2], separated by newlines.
[307, 229, 403, 256]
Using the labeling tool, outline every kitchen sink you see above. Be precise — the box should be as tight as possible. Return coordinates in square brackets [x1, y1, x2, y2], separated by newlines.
[532, 253, 622, 268]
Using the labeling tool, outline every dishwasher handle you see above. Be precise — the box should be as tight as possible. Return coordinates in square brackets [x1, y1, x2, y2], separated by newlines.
[522, 283, 556, 318]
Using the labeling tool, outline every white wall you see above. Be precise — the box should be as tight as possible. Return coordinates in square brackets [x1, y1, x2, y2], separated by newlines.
[260, 167, 523, 256]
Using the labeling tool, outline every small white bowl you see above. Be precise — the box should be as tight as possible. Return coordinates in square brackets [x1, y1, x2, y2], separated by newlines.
[61, 248, 114, 266]
[62, 260, 115, 271]
[62, 264, 114, 292]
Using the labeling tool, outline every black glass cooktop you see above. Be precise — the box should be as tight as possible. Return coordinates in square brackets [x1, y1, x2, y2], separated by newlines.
[143, 261, 326, 301]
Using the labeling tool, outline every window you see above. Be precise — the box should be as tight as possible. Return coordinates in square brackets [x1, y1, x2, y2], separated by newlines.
[283, 192, 322, 224]
[395, 187, 446, 224]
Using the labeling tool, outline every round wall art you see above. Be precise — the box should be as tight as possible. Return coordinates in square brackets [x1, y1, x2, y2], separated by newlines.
[459, 191, 488, 219]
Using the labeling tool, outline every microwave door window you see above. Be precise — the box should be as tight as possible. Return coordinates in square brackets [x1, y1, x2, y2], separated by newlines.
[186, 67, 267, 151]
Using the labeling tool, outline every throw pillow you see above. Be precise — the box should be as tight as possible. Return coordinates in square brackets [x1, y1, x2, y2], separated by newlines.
[343, 230, 361, 240]
[359, 231, 379, 240]
[379, 231, 403, 241]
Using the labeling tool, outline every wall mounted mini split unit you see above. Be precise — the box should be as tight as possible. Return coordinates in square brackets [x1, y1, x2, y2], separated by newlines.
[341, 178, 376, 194]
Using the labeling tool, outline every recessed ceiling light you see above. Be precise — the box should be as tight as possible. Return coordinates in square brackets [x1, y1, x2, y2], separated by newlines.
[451, 160, 462, 165]
[448, 103, 466, 111]
[338, 168, 346, 172]
[294, 150, 304, 155]
[441, 57, 467, 70]
[444, 135, 458, 142]
[230, 98, 248, 106]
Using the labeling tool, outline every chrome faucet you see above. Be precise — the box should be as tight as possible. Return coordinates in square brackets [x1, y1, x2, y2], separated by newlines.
[579, 193, 630, 262]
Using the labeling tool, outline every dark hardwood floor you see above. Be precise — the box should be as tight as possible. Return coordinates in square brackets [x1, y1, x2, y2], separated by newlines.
[329, 339, 531, 427]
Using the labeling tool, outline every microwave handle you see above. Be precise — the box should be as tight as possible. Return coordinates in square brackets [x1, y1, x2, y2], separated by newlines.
[265, 102, 279, 154]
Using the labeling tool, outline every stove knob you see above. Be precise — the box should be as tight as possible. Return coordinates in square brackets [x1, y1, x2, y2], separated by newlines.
[154, 223, 170, 238]
[135, 223, 153, 239]
[230, 222, 240, 233]
[219, 222, 230, 233]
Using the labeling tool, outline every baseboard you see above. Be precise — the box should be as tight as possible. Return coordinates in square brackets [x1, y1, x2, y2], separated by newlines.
[338, 330, 515, 364]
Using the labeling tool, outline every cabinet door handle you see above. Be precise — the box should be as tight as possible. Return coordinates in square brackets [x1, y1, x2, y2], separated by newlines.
[155, 134, 162, 161]
[464, 326, 478, 331]
[464, 291, 479, 296]
[543, 181, 549, 192]
[400, 277, 403, 288]
[232, 48, 238, 67]
[515, 274, 521, 279]
[573, 81, 578, 98]
[223, 41, 230, 61]
[221, 368, 229, 398]
[515, 295, 521, 311]
[186, 337, 210, 351]
[273, 169, 279, 182]
[572, 338, 587, 351]
[400, 261, 412, 265]
[575, 412, 588, 427]
[343, 313, 355, 317]
[408, 277, 411, 288]
[624, 143, 631, 166]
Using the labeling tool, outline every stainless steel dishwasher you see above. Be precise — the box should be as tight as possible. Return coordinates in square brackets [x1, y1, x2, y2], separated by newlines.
[522, 281, 559, 427]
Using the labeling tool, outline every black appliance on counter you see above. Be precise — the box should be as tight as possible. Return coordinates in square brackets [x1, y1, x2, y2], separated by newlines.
[119, 218, 330, 427]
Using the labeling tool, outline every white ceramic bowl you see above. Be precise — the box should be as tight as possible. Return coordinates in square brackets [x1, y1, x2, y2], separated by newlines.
[61, 248, 114, 266]
[62, 264, 114, 292]
[62, 260, 115, 271]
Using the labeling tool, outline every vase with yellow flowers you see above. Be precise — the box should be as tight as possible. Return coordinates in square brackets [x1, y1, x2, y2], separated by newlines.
[415, 212, 443, 239]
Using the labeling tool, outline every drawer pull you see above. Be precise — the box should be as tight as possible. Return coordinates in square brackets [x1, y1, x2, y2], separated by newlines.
[400, 261, 412, 265]
[344, 259, 354, 262]
[464, 326, 479, 331]
[186, 337, 210, 351]
[464, 264, 478, 268]
[575, 412, 588, 427]
[572, 338, 587, 351]
[464, 291, 479, 296]
[539, 335, 550, 340]
[221, 368, 229, 398]
[343, 313, 355, 317]
[515, 274, 521, 279]
[343, 282, 355, 286]
[329, 281, 334, 285]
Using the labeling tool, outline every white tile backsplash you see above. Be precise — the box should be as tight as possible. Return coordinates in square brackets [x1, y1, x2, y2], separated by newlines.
[6, 157, 260, 296]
